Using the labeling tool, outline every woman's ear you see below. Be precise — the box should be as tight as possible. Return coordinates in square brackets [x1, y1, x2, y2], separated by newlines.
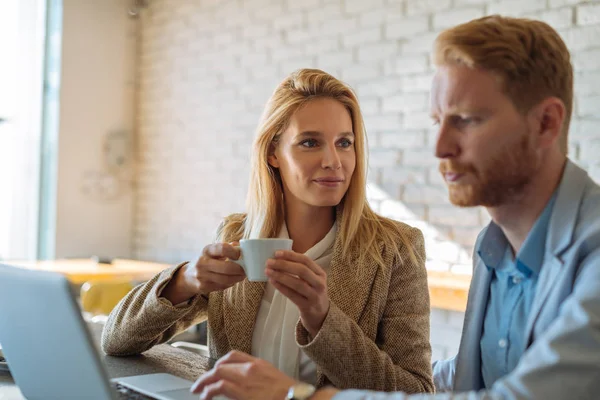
[267, 153, 279, 168]
[267, 142, 280, 168]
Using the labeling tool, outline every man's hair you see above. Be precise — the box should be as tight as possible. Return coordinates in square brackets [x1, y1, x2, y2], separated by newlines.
[433, 15, 574, 154]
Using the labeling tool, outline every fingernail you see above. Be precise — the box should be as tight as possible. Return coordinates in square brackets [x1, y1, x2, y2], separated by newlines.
[266, 259, 275, 266]
[275, 251, 283, 257]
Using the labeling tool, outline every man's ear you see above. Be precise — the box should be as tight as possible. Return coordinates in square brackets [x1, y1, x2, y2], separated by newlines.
[531, 97, 565, 149]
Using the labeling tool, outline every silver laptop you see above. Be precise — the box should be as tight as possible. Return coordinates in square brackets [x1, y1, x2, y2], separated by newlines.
[0, 263, 200, 400]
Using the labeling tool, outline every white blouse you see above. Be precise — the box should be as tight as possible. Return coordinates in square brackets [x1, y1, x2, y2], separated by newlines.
[250, 222, 336, 384]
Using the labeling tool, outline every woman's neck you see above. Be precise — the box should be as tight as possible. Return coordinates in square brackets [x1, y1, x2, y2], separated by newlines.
[284, 202, 335, 254]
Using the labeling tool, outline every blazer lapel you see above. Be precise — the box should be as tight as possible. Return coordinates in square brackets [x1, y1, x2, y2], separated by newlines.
[222, 280, 265, 354]
[524, 160, 587, 345]
[454, 258, 492, 392]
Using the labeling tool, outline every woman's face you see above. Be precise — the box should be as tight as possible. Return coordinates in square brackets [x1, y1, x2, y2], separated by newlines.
[268, 97, 356, 210]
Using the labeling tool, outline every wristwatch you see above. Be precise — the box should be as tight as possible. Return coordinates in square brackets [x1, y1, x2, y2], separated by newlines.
[286, 382, 316, 400]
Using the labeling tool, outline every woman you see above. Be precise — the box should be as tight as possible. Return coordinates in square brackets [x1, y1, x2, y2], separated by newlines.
[101, 69, 433, 393]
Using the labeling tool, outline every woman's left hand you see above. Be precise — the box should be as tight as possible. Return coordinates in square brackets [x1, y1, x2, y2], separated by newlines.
[266, 250, 330, 337]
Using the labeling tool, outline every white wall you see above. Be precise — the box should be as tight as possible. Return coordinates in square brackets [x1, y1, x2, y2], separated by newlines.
[133, 0, 600, 360]
[54, 0, 137, 259]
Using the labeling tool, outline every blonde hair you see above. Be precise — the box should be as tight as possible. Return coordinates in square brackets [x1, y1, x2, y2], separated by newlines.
[433, 15, 573, 154]
[219, 68, 418, 268]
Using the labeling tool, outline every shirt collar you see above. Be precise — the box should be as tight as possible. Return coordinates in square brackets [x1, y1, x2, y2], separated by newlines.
[477, 190, 558, 277]
[278, 221, 337, 260]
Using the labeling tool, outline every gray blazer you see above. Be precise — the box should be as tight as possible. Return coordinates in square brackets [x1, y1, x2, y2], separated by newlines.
[334, 160, 600, 400]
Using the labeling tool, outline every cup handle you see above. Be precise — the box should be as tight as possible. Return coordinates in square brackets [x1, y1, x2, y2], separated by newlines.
[231, 246, 245, 270]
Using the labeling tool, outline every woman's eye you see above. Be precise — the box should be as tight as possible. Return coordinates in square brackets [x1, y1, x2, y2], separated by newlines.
[338, 138, 353, 148]
[300, 139, 318, 148]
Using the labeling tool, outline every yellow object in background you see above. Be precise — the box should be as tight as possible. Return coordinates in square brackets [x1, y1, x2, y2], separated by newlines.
[80, 280, 134, 315]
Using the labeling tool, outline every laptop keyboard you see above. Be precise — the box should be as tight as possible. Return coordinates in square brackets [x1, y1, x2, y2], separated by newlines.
[113, 382, 160, 400]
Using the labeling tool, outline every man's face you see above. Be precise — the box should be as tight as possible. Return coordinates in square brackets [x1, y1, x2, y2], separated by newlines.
[430, 64, 541, 207]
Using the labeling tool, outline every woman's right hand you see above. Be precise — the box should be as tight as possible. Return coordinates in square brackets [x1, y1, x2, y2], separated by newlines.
[161, 243, 246, 305]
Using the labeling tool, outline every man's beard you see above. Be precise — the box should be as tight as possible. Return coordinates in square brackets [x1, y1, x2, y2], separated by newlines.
[439, 134, 539, 207]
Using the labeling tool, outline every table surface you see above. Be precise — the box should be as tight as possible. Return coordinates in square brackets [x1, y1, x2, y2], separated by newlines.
[4, 258, 171, 284]
[0, 322, 214, 399]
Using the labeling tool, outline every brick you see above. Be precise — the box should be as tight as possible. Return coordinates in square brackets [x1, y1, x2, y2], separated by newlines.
[429, 206, 481, 227]
[285, 29, 316, 44]
[365, 114, 403, 131]
[576, 95, 600, 117]
[359, 98, 380, 115]
[252, 2, 285, 20]
[580, 139, 600, 163]
[569, 118, 600, 141]
[404, 111, 433, 130]
[403, 148, 439, 167]
[355, 78, 403, 97]
[382, 93, 429, 112]
[319, 18, 358, 36]
[308, 37, 341, 54]
[574, 71, 600, 96]
[577, 3, 600, 26]
[406, 0, 452, 16]
[286, 0, 321, 11]
[342, 27, 382, 47]
[317, 50, 354, 70]
[403, 184, 449, 205]
[385, 17, 430, 40]
[359, 9, 387, 27]
[488, 0, 546, 16]
[273, 13, 305, 31]
[401, 32, 439, 54]
[280, 58, 319, 75]
[380, 166, 427, 185]
[433, 7, 485, 30]
[358, 42, 399, 62]
[307, 3, 343, 25]
[340, 63, 382, 82]
[378, 198, 425, 220]
[573, 49, 600, 71]
[368, 149, 401, 167]
[344, 0, 384, 14]
[454, 0, 487, 5]
[271, 46, 305, 62]
[527, 7, 573, 30]
[379, 130, 426, 148]
[549, 0, 580, 7]
[401, 72, 434, 92]
[394, 55, 429, 74]
[560, 26, 600, 51]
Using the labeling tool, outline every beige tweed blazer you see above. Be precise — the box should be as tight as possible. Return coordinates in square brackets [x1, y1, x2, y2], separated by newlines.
[101, 214, 433, 393]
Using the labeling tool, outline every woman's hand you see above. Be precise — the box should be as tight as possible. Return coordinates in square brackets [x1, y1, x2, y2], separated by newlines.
[265, 250, 330, 337]
[190, 351, 296, 400]
[161, 242, 246, 305]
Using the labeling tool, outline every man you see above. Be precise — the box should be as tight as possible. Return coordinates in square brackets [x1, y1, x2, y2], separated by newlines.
[188, 15, 600, 400]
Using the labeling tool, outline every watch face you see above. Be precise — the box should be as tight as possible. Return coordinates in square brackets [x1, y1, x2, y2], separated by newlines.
[289, 383, 316, 399]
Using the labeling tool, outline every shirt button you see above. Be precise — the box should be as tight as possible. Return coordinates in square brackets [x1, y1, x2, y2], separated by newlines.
[498, 339, 508, 348]
[512, 276, 522, 284]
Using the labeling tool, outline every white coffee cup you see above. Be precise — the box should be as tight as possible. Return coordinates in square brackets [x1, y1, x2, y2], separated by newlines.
[232, 238, 293, 282]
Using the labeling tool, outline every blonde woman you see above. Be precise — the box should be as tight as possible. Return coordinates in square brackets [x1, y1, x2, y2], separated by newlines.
[102, 69, 433, 393]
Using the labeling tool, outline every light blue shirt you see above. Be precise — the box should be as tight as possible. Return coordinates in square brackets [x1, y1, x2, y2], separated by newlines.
[478, 192, 558, 388]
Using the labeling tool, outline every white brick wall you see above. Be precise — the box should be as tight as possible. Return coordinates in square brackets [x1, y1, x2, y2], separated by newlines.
[135, 0, 600, 360]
